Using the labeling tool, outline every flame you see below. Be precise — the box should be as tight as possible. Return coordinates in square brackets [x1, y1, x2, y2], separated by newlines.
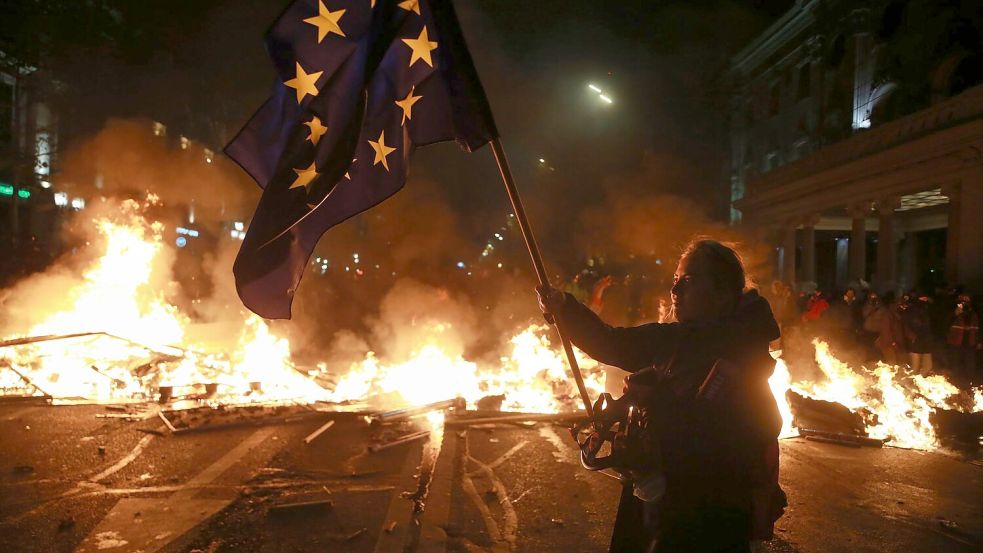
[768, 339, 980, 450]
[326, 323, 603, 413]
[768, 358, 797, 439]
[0, 199, 604, 414]
[0, 200, 322, 405]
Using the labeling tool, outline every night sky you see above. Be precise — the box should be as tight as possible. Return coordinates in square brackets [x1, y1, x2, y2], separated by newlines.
[2, 0, 793, 253]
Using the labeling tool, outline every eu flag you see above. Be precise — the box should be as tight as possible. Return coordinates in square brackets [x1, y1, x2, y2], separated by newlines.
[226, 0, 498, 319]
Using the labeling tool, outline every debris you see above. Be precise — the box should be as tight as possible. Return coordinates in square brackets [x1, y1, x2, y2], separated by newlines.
[788, 391, 867, 436]
[303, 420, 336, 445]
[98, 446, 106, 456]
[798, 428, 883, 447]
[57, 518, 75, 531]
[157, 411, 177, 432]
[476, 394, 505, 411]
[804, 435, 861, 448]
[385, 520, 398, 533]
[269, 499, 334, 514]
[550, 518, 565, 525]
[937, 517, 959, 531]
[369, 430, 431, 453]
[371, 398, 465, 424]
[344, 528, 367, 541]
[446, 411, 587, 427]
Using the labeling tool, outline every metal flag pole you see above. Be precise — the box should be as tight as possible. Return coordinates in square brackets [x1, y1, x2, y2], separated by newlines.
[489, 138, 594, 418]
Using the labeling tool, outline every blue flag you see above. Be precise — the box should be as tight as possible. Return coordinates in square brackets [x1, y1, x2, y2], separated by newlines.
[226, 0, 498, 319]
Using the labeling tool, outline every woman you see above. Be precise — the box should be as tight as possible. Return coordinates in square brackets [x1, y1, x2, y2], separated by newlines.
[538, 239, 785, 553]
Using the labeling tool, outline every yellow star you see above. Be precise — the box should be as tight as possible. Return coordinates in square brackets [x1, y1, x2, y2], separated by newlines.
[394, 87, 422, 126]
[284, 62, 323, 103]
[398, 0, 420, 15]
[401, 27, 438, 68]
[368, 131, 396, 171]
[304, 116, 328, 146]
[289, 161, 319, 191]
[303, 1, 346, 43]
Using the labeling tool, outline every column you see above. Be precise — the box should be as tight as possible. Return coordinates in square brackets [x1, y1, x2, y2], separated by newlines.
[848, 202, 871, 282]
[782, 223, 797, 286]
[942, 182, 960, 284]
[876, 197, 900, 292]
[800, 214, 820, 284]
[946, 178, 983, 290]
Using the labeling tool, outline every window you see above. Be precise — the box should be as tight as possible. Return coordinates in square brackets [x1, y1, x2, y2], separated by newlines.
[797, 63, 811, 100]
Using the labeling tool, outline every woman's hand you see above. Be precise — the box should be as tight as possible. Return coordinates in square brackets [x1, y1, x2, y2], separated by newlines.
[536, 285, 566, 322]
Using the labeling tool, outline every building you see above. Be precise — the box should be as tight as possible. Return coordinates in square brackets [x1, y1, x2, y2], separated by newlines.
[0, 51, 62, 283]
[726, 0, 982, 293]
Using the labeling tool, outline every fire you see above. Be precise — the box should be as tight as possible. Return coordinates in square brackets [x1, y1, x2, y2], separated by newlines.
[0, 199, 604, 414]
[769, 339, 982, 450]
[767, 358, 797, 439]
[18, 197, 976, 454]
[0, 199, 322, 405]
[326, 323, 603, 413]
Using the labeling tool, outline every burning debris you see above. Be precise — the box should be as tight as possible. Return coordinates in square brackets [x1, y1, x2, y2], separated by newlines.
[772, 339, 983, 450]
[1, 196, 979, 462]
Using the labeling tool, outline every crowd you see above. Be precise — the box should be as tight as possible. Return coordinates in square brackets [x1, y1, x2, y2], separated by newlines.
[766, 281, 980, 385]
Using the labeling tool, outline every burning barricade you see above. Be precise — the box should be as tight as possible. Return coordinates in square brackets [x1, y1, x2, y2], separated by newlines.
[0, 197, 979, 456]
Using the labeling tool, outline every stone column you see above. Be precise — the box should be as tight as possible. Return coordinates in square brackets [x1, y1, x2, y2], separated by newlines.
[942, 182, 961, 284]
[782, 223, 797, 286]
[946, 177, 983, 291]
[876, 197, 900, 292]
[800, 214, 820, 284]
[848, 202, 872, 282]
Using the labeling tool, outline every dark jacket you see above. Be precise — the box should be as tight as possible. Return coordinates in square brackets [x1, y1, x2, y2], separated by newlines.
[555, 289, 784, 551]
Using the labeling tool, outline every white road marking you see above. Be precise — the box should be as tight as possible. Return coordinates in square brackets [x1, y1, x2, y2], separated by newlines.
[89, 434, 155, 483]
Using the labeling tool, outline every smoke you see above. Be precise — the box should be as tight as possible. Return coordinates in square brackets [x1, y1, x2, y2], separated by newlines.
[0, 197, 182, 338]
[54, 118, 257, 223]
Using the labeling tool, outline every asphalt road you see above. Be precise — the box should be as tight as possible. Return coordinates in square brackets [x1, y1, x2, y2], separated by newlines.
[1, 402, 980, 553]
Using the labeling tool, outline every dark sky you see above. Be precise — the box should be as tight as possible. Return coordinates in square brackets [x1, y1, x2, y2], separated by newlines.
[3, 0, 792, 239]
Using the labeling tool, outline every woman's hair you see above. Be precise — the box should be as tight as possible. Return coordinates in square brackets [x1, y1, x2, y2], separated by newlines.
[680, 238, 749, 304]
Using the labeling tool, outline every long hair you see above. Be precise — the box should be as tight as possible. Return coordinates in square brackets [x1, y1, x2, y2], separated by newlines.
[662, 238, 750, 322]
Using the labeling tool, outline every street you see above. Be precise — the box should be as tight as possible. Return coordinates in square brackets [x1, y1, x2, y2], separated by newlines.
[1, 402, 980, 553]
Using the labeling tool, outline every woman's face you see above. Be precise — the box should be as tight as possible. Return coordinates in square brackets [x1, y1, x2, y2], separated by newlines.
[671, 253, 728, 323]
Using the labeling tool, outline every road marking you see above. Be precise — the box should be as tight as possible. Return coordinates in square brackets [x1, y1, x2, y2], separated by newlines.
[467, 439, 527, 476]
[172, 426, 275, 500]
[372, 445, 423, 553]
[467, 452, 518, 552]
[417, 431, 459, 553]
[76, 427, 275, 553]
[89, 434, 155, 482]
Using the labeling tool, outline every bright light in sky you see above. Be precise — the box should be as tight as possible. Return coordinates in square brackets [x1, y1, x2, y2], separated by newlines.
[587, 83, 602, 93]
[599, 94, 613, 104]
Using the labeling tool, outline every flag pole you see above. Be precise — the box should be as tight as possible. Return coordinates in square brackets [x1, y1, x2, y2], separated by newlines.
[489, 138, 594, 418]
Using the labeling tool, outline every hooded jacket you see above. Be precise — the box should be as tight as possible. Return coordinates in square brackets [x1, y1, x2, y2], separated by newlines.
[554, 289, 784, 548]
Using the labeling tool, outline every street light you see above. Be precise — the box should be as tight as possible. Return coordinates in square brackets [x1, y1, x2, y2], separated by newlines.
[586, 82, 613, 105]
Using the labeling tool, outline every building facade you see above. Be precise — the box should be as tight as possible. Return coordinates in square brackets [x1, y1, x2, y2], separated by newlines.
[727, 0, 982, 293]
[0, 52, 62, 284]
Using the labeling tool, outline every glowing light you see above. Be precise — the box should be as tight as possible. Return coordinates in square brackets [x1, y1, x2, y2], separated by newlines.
[54, 192, 69, 206]
[599, 94, 613, 104]
[176, 236, 188, 248]
[587, 83, 602, 93]
[70, 198, 85, 210]
[456, 261, 465, 269]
